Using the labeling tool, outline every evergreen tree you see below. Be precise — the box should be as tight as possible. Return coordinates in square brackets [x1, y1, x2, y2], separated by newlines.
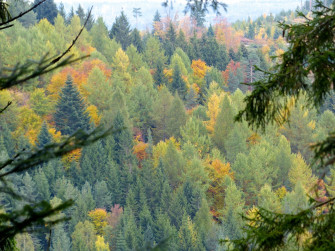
[166, 94, 187, 139]
[190, 0, 206, 27]
[225, 126, 248, 163]
[213, 95, 235, 153]
[33, 168, 50, 201]
[58, 3, 66, 19]
[33, 0, 58, 24]
[164, 22, 177, 59]
[7, 0, 37, 27]
[67, 7, 74, 24]
[71, 221, 97, 251]
[36, 121, 52, 149]
[116, 230, 127, 251]
[131, 28, 144, 53]
[143, 225, 155, 249]
[0, 121, 14, 158]
[54, 76, 91, 135]
[51, 223, 71, 251]
[17, 173, 38, 210]
[178, 213, 205, 251]
[76, 4, 85, 25]
[94, 181, 112, 209]
[153, 57, 166, 86]
[222, 183, 245, 240]
[109, 11, 131, 50]
[152, 87, 173, 142]
[171, 64, 187, 99]
[168, 189, 187, 229]
[258, 184, 282, 213]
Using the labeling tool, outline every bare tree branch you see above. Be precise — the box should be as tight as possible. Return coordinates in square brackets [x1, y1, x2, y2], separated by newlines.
[0, 101, 11, 114]
[51, 6, 93, 65]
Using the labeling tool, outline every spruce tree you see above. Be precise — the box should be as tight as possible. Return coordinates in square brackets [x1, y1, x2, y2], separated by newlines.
[171, 64, 187, 99]
[164, 23, 177, 59]
[33, 168, 50, 201]
[153, 57, 166, 87]
[109, 11, 131, 50]
[76, 4, 85, 25]
[0, 121, 14, 158]
[54, 75, 91, 135]
[33, 0, 58, 24]
[58, 3, 66, 19]
[116, 230, 127, 251]
[94, 180, 112, 209]
[36, 121, 52, 149]
[131, 28, 144, 53]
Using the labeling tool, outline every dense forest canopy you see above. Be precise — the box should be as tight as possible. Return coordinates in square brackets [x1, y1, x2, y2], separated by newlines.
[0, 0, 334, 250]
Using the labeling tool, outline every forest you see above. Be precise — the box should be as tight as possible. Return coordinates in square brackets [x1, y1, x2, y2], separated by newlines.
[0, 0, 334, 250]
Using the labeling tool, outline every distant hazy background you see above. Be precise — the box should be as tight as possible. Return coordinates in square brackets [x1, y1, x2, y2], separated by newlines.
[54, 0, 302, 28]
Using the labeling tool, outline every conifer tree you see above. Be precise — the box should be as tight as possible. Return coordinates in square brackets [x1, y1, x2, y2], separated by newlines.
[36, 121, 52, 149]
[116, 230, 127, 251]
[0, 135, 9, 163]
[153, 57, 166, 87]
[71, 221, 97, 251]
[109, 11, 131, 50]
[76, 4, 85, 25]
[33, 168, 50, 201]
[213, 95, 235, 153]
[166, 94, 187, 139]
[0, 121, 14, 158]
[33, 0, 58, 24]
[58, 3, 66, 19]
[94, 181, 112, 209]
[54, 76, 91, 135]
[171, 64, 187, 99]
[178, 213, 205, 251]
[152, 87, 173, 142]
[131, 28, 144, 53]
[164, 23, 177, 59]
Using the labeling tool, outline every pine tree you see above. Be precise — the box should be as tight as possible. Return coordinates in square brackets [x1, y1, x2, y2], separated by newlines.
[109, 11, 131, 50]
[33, 0, 58, 24]
[54, 75, 91, 135]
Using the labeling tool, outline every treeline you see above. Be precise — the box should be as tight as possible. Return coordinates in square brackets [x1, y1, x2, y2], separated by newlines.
[1, 1, 335, 250]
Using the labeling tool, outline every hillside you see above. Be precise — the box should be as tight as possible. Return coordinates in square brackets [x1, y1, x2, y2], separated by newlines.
[0, 0, 334, 250]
